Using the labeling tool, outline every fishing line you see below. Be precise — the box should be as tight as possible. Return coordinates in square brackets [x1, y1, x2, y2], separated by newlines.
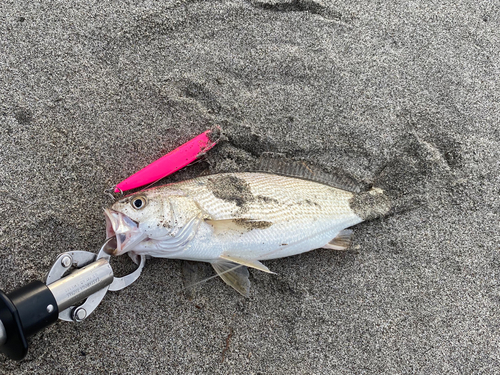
[178, 263, 244, 292]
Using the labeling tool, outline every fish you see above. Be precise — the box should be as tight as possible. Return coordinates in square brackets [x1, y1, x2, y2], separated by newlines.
[104, 168, 391, 296]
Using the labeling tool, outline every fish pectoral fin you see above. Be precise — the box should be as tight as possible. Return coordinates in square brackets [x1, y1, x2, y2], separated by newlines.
[211, 259, 250, 297]
[220, 254, 275, 274]
[205, 218, 273, 235]
[322, 229, 354, 250]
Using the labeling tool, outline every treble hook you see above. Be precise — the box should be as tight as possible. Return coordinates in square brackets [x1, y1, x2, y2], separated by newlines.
[104, 186, 123, 201]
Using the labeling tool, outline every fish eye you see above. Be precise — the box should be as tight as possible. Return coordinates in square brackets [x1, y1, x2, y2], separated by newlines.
[131, 196, 147, 210]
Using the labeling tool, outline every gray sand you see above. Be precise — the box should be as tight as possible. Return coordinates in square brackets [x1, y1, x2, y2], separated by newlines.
[0, 0, 499, 373]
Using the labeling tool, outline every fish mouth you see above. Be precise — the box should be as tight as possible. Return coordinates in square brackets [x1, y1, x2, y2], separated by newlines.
[104, 208, 148, 256]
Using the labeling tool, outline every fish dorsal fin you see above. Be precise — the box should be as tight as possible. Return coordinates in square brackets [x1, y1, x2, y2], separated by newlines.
[211, 259, 250, 296]
[321, 229, 353, 250]
[205, 218, 273, 235]
[250, 155, 363, 193]
[220, 254, 275, 274]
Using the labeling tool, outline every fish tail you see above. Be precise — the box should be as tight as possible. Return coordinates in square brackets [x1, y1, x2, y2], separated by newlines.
[349, 187, 391, 221]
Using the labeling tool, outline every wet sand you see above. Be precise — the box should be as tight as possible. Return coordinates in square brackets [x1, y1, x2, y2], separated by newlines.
[0, 1, 499, 373]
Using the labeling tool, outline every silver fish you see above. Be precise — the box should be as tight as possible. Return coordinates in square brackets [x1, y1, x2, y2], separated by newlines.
[104, 172, 390, 295]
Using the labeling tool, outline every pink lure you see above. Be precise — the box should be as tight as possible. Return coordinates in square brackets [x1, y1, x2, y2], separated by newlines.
[114, 128, 220, 193]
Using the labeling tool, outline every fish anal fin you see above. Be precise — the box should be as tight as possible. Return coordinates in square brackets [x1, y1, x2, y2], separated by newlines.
[205, 218, 272, 235]
[220, 254, 275, 274]
[322, 229, 354, 250]
[211, 259, 250, 297]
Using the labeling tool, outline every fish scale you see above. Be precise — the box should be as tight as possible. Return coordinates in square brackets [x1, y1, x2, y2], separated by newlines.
[174, 173, 356, 221]
[105, 172, 391, 295]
